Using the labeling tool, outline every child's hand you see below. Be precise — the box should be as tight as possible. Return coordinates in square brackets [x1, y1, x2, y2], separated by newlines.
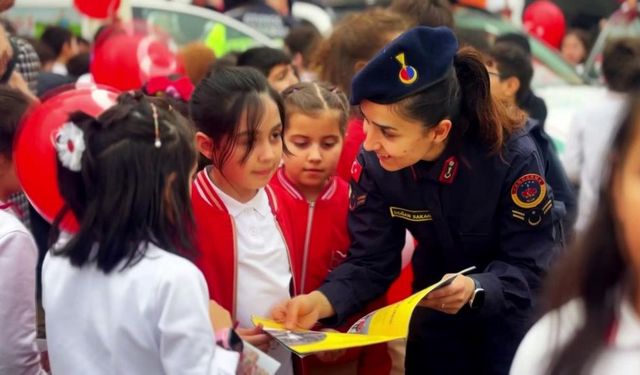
[209, 299, 232, 330]
[236, 324, 272, 352]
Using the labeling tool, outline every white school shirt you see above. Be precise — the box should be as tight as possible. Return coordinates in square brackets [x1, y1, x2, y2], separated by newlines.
[510, 297, 640, 375]
[42, 242, 239, 375]
[209, 181, 293, 375]
[0, 207, 45, 375]
[562, 91, 626, 232]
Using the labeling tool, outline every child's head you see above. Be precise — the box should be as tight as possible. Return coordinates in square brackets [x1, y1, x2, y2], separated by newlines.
[0, 86, 32, 201]
[190, 66, 285, 202]
[237, 47, 299, 93]
[54, 92, 197, 273]
[560, 28, 591, 66]
[280, 82, 348, 198]
[311, 8, 408, 98]
[543, 93, 640, 374]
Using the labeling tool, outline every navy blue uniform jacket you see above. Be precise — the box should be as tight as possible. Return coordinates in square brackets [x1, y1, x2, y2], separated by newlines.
[319, 128, 558, 374]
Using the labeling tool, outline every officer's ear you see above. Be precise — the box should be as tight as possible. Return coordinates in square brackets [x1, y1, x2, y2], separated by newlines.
[354, 60, 367, 74]
[430, 119, 452, 144]
[195, 131, 214, 160]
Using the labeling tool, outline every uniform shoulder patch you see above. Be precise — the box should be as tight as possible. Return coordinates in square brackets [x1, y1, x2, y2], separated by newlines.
[350, 159, 363, 183]
[511, 173, 546, 209]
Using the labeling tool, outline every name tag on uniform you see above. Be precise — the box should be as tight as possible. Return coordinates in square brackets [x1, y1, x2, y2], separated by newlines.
[389, 207, 433, 222]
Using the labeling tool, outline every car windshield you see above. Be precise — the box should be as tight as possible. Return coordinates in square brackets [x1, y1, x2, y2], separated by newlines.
[454, 7, 584, 88]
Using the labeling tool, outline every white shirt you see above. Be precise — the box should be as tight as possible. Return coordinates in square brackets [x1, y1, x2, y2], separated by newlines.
[50, 62, 67, 76]
[43, 242, 239, 375]
[0, 207, 45, 375]
[209, 180, 293, 375]
[510, 298, 640, 375]
[562, 91, 626, 231]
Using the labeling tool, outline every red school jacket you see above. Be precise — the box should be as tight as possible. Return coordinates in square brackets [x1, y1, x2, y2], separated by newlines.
[191, 169, 301, 317]
[270, 168, 392, 375]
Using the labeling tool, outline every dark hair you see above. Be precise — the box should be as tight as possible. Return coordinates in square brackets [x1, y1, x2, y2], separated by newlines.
[392, 47, 525, 153]
[281, 82, 349, 135]
[66, 52, 90, 77]
[236, 47, 292, 77]
[487, 43, 534, 103]
[543, 93, 640, 375]
[495, 32, 531, 54]
[24, 37, 56, 66]
[0, 86, 32, 159]
[284, 23, 322, 69]
[52, 93, 197, 274]
[189, 66, 286, 168]
[312, 8, 409, 98]
[562, 28, 592, 61]
[388, 0, 454, 28]
[40, 25, 74, 57]
[602, 37, 640, 93]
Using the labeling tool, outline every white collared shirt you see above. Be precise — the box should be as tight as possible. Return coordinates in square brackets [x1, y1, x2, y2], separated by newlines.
[0, 206, 46, 375]
[209, 179, 293, 375]
[510, 297, 640, 375]
[43, 243, 239, 375]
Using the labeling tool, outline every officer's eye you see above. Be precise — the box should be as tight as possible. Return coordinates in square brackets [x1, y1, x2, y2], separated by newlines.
[380, 127, 395, 138]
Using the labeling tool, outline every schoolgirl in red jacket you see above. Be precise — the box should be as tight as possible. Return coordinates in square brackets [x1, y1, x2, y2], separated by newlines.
[189, 67, 300, 375]
[270, 82, 391, 374]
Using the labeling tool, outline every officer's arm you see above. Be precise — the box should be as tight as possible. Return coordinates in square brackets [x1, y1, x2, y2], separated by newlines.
[472, 151, 557, 318]
[318, 154, 405, 325]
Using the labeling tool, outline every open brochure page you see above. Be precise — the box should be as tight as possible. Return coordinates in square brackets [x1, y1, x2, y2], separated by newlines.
[252, 266, 475, 356]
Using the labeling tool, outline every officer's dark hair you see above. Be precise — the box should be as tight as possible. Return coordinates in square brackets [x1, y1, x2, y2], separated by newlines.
[602, 37, 640, 93]
[312, 8, 409, 98]
[40, 25, 74, 57]
[52, 92, 197, 274]
[237, 47, 292, 78]
[487, 43, 534, 104]
[391, 46, 525, 153]
[388, 0, 454, 28]
[281, 82, 349, 135]
[189, 66, 287, 168]
[0, 86, 32, 159]
[542, 93, 640, 375]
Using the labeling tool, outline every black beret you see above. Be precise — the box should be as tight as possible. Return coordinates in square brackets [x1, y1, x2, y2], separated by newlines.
[350, 26, 458, 105]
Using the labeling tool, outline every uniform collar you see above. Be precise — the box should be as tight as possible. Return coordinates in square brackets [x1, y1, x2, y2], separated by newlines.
[275, 167, 338, 202]
[204, 168, 270, 218]
[410, 146, 460, 185]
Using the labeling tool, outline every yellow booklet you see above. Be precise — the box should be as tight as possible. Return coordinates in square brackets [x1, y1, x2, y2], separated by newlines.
[251, 266, 475, 356]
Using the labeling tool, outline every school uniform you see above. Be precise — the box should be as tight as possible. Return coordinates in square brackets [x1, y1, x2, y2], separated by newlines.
[270, 168, 392, 375]
[192, 168, 297, 375]
[315, 26, 559, 375]
[0, 205, 45, 375]
[510, 295, 640, 374]
[42, 241, 239, 375]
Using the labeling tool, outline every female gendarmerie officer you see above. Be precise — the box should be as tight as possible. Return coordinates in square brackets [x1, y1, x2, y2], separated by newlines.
[271, 26, 558, 375]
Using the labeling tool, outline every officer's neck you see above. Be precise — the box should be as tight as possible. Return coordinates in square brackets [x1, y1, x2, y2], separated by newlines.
[421, 138, 448, 162]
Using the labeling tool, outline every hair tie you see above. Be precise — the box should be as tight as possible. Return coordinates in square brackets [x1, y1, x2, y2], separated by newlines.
[150, 103, 161, 148]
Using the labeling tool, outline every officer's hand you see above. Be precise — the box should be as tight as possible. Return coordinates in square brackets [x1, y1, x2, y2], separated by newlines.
[270, 291, 335, 330]
[236, 324, 272, 352]
[419, 275, 475, 314]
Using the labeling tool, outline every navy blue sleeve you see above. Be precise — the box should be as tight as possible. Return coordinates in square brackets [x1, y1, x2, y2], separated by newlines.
[318, 153, 405, 325]
[472, 151, 557, 318]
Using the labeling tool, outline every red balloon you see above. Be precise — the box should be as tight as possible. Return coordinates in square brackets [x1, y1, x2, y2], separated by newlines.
[91, 24, 183, 91]
[13, 87, 119, 233]
[73, 0, 121, 19]
[523, 0, 566, 50]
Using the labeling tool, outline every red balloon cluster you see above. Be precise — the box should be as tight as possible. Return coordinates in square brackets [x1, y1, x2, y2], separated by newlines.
[13, 86, 120, 232]
[91, 23, 184, 91]
[523, 0, 566, 50]
[74, 0, 121, 19]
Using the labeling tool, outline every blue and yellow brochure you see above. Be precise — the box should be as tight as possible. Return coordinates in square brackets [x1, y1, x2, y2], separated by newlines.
[252, 266, 475, 356]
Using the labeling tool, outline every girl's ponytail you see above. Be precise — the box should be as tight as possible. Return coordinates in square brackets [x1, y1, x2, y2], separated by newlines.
[453, 47, 525, 152]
